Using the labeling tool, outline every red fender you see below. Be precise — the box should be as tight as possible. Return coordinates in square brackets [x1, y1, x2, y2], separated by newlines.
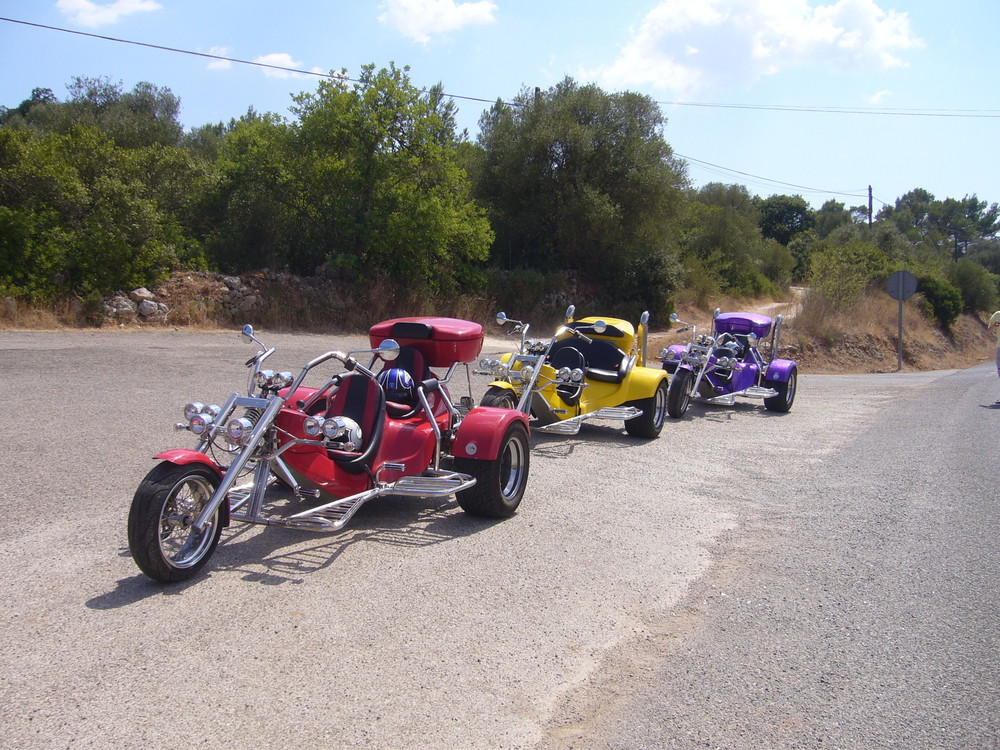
[154, 449, 223, 476]
[152, 449, 229, 526]
[452, 407, 529, 461]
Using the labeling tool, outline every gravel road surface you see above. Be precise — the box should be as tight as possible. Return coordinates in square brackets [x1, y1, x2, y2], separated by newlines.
[0, 329, 996, 749]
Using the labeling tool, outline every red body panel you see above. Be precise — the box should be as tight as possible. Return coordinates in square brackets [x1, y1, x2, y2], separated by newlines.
[273, 390, 454, 498]
[453, 407, 529, 461]
[369, 317, 484, 366]
[154, 449, 223, 476]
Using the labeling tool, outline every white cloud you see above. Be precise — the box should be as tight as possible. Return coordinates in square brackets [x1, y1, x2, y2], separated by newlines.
[378, 0, 497, 44]
[206, 47, 232, 71]
[865, 88, 891, 104]
[56, 0, 162, 28]
[253, 53, 306, 79]
[593, 0, 924, 95]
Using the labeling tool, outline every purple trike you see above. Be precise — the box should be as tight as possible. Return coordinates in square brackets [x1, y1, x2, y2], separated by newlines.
[658, 310, 797, 418]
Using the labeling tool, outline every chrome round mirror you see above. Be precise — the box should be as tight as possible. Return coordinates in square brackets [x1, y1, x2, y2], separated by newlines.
[565, 304, 575, 321]
[669, 313, 678, 322]
[748, 333, 758, 346]
[639, 311, 650, 326]
[592, 320, 607, 334]
[496, 312, 509, 326]
[377, 339, 400, 361]
[241, 324, 254, 342]
[713, 308, 721, 319]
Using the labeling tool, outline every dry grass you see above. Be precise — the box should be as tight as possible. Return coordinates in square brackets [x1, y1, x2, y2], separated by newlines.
[648, 289, 993, 374]
[3, 274, 994, 375]
[788, 290, 991, 373]
[0, 297, 89, 329]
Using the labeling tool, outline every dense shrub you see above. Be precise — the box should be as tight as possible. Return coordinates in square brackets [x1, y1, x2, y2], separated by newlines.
[916, 275, 963, 330]
[808, 240, 890, 309]
[946, 258, 998, 312]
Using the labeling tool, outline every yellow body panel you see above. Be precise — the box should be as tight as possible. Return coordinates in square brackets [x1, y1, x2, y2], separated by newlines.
[494, 351, 667, 418]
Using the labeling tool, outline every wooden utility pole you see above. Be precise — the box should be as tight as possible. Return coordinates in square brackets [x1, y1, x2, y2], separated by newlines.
[868, 185, 873, 227]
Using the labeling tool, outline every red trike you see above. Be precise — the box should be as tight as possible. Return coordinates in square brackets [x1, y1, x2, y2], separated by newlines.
[128, 317, 530, 582]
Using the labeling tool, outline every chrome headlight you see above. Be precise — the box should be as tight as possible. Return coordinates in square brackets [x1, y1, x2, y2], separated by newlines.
[184, 402, 205, 420]
[322, 416, 346, 440]
[188, 412, 215, 436]
[303, 415, 322, 438]
[273, 371, 293, 389]
[479, 358, 506, 375]
[254, 369, 275, 388]
[555, 366, 571, 382]
[570, 368, 584, 383]
[225, 417, 254, 444]
[518, 365, 534, 383]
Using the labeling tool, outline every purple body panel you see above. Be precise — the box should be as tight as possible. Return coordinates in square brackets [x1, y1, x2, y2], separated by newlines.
[730, 363, 759, 391]
[715, 312, 773, 338]
[764, 358, 796, 383]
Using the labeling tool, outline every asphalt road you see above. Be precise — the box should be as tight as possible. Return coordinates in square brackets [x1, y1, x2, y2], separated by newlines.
[0, 329, 996, 749]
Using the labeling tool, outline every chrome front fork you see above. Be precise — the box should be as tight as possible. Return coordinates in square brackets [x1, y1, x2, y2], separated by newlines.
[193, 396, 285, 532]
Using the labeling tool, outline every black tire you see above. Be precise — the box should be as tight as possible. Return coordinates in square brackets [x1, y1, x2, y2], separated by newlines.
[480, 385, 518, 410]
[454, 421, 530, 518]
[625, 378, 669, 438]
[128, 462, 224, 583]
[667, 368, 693, 418]
[764, 366, 797, 413]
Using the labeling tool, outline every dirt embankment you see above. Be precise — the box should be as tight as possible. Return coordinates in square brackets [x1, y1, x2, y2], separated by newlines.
[647, 293, 995, 375]
[3, 271, 995, 375]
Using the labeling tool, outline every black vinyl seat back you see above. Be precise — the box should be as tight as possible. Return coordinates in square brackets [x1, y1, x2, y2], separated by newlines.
[548, 337, 628, 384]
[324, 373, 387, 474]
[549, 345, 585, 405]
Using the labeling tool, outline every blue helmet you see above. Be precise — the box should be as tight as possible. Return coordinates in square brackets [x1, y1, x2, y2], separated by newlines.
[378, 368, 415, 402]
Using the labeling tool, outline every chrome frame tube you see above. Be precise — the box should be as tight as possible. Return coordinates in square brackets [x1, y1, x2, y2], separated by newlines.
[193, 395, 285, 531]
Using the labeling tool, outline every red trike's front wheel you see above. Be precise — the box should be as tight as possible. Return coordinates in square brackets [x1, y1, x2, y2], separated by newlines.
[128, 462, 223, 583]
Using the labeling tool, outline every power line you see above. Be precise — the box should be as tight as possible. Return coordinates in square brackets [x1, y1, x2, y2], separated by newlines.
[659, 100, 1000, 119]
[4, 16, 996, 119]
[0, 16, 501, 106]
[0, 15, 949, 203]
[677, 153, 875, 200]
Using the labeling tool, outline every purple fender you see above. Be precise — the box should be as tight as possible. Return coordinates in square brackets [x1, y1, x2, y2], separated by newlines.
[661, 344, 689, 371]
[453, 407, 529, 461]
[764, 358, 797, 383]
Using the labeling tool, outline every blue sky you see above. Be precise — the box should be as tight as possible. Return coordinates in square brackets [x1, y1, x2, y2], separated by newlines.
[1, 0, 997, 211]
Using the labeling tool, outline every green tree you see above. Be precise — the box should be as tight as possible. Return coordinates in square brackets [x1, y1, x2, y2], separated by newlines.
[678, 199, 790, 298]
[200, 65, 493, 294]
[814, 199, 853, 239]
[808, 239, 890, 309]
[0, 125, 181, 299]
[474, 77, 686, 318]
[757, 194, 814, 246]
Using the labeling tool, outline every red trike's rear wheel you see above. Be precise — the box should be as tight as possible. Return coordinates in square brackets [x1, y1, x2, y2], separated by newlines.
[454, 421, 530, 518]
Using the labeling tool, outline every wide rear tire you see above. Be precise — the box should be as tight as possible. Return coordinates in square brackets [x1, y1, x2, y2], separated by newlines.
[625, 379, 668, 438]
[764, 366, 797, 413]
[455, 421, 530, 518]
[128, 462, 223, 583]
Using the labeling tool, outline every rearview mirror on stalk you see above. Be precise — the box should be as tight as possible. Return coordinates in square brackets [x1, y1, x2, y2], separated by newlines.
[377, 339, 400, 361]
